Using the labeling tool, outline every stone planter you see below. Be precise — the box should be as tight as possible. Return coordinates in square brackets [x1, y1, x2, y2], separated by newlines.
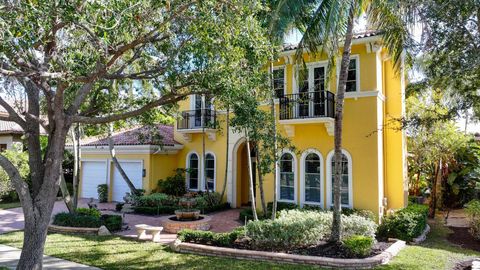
[175, 209, 201, 220]
[172, 239, 406, 269]
[160, 215, 211, 234]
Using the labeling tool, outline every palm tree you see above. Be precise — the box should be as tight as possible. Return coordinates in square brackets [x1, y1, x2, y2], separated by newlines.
[269, 0, 409, 242]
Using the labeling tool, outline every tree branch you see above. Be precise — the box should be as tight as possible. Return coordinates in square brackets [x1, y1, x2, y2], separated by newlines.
[0, 96, 26, 129]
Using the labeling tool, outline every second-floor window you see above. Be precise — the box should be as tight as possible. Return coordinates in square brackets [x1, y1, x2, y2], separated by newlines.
[273, 68, 285, 98]
[346, 58, 358, 92]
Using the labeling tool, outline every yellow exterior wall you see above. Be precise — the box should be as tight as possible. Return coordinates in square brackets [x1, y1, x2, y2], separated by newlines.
[79, 37, 406, 216]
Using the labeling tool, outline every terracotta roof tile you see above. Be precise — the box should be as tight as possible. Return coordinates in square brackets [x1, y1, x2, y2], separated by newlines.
[81, 125, 180, 147]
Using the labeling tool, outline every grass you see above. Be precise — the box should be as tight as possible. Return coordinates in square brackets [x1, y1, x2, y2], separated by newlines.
[0, 201, 20, 210]
[0, 217, 478, 270]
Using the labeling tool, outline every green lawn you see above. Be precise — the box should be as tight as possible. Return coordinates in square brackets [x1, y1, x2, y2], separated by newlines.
[0, 201, 20, 210]
[0, 218, 478, 270]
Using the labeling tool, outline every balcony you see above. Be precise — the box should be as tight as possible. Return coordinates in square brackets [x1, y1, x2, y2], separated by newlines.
[177, 109, 217, 141]
[279, 91, 335, 136]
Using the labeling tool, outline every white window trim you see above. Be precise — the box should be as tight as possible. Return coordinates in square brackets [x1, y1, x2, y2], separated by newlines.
[326, 149, 353, 209]
[300, 149, 324, 208]
[276, 149, 298, 203]
[204, 151, 216, 192]
[293, 61, 329, 94]
[336, 54, 360, 93]
[186, 151, 201, 191]
[189, 94, 215, 111]
[271, 65, 287, 98]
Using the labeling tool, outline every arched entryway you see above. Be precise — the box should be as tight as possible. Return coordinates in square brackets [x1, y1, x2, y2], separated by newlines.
[231, 138, 256, 208]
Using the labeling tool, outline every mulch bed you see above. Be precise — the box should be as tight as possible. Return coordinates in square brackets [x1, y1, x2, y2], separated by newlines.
[192, 238, 393, 259]
[289, 241, 392, 258]
[447, 226, 480, 252]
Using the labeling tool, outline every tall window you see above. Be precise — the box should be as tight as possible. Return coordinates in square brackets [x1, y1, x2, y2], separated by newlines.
[330, 153, 350, 206]
[279, 153, 295, 201]
[205, 153, 215, 191]
[273, 68, 285, 98]
[346, 59, 358, 92]
[304, 153, 321, 204]
[187, 153, 199, 190]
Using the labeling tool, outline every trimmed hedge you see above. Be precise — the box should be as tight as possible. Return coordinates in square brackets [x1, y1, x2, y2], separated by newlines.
[53, 213, 102, 228]
[76, 207, 101, 218]
[178, 227, 245, 247]
[52, 212, 123, 231]
[377, 203, 428, 241]
[101, 214, 122, 231]
[133, 205, 178, 215]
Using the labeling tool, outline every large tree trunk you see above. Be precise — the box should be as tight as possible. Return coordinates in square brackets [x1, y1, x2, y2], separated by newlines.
[219, 106, 230, 202]
[269, 57, 279, 220]
[245, 130, 259, 221]
[108, 124, 140, 197]
[330, 6, 355, 243]
[256, 147, 267, 217]
[72, 124, 81, 209]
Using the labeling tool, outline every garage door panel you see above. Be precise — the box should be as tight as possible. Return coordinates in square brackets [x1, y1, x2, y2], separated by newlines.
[80, 161, 107, 200]
[112, 161, 143, 202]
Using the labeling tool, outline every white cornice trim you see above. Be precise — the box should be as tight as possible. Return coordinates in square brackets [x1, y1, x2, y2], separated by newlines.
[345, 90, 386, 101]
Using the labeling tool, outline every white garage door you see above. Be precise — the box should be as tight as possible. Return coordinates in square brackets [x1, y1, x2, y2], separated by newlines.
[112, 161, 143, 202]
[80, 161, 108, 200]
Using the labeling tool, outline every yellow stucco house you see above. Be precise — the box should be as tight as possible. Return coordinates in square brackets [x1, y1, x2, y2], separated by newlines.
[78, 31, 407, 218]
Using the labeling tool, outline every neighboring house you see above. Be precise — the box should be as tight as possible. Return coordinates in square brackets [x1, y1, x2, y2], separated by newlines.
[0, 109, 24, 151]
[78, 31, 407, 217]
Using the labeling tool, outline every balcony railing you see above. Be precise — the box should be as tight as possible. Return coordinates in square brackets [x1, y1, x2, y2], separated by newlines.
[177, 109, 217, 130]
[279, 91, 335, 120]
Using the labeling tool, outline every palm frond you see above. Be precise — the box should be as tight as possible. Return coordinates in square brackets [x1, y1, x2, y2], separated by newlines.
[367, 0, 412, 69]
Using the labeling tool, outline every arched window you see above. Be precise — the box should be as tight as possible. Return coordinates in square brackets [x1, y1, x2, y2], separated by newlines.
[205, 153, 215, 191]
[301, 151, 323, 206]
[187, 153, 199, 190]
[279, 152, 296, 202]
[326, 150, 353, 208]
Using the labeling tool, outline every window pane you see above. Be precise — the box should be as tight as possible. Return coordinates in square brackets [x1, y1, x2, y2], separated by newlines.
[280, 187, 294, 200]
[306, 187, 321, 202]
[306, 174, 320, 188]
[341, 191, 349, 205]
[189, 154, 199, 189]
[331, 153, 350, 206]
[349, 59, 356, 69]
[346, 81, 356, 92]
[273, 69, 285, 98]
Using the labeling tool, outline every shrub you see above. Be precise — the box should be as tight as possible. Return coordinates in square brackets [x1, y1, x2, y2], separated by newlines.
[178, 227, 244, 247]
[342, 235, 374, 258]
[267, 202, 298, 212]
[157, 169, 187, 197]
[76, 207, 101, 218]
[101, 215, 123, 231]
[53, 213, 101, 228]
[115, 203, 124, 212]
[97, 184, 108, 203]
[133, 205, 178, 215]
[377, 203, 428, 241]
[245, 209, 376, 250]
[465, 199, 480, 239]
[134, 193, 177, 207]
[0, 147, 29, 201]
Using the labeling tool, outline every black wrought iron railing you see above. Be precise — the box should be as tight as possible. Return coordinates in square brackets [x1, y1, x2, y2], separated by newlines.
[177, 109, 217, 130]
[279, 91, 335, 120]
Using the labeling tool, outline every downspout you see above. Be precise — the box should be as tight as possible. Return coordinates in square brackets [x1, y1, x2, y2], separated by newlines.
[382, 52, 388, 215]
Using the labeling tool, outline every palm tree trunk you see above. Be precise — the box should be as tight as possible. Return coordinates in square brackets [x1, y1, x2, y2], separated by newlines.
[429, 161, 441, 218]
[219, 106, 230, 202]
[245, 129, 259, 221]
[331, 6, 356, 243]
[256, 146, 267, 217]
[269, 56, 279, 220]
[108, 123, 140, 197]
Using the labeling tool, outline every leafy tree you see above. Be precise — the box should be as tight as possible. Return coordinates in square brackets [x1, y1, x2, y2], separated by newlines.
[0, 146, 29, 201]
[0, 1, 271, 268]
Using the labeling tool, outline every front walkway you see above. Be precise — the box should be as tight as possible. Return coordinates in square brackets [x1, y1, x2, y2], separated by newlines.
[0, 244, 100, 270]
